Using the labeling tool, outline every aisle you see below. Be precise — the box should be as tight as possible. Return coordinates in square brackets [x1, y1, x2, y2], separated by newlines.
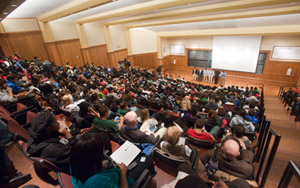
[263, 96, 300, 188]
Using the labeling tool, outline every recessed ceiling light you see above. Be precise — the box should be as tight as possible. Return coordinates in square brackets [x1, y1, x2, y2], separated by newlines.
[11, 4, 17, 7]
[3, 12, 8, 15]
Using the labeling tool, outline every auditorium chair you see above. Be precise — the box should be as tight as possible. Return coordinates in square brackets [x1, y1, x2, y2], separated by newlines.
[152, 146, 200, 170]
[186, 135, 215, 149]
[0, 115, 31, 142]
[119, 133, 161, 148]
[255, 119, 270, 163]
[0, 173, 32, 188]
[21, 142, 66, 185]
[0, 104, 36, 126]
[255, 128, 281, 188]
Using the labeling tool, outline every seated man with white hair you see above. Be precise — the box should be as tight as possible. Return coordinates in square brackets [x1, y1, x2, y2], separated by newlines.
[200, 137, 255, 182]
[120, 111, 158, 145]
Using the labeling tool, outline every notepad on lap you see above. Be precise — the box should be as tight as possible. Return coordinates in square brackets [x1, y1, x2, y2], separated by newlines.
[110, 141, 141, 166]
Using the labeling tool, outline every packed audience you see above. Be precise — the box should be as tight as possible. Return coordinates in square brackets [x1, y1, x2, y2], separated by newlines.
[0, 54, 264, 187]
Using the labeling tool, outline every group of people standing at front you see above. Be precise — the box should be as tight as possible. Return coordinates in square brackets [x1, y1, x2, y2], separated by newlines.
[192, 67, 226, 86]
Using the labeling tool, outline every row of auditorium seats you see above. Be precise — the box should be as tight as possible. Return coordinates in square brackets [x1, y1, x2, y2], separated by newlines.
[278, 86, 300, 122]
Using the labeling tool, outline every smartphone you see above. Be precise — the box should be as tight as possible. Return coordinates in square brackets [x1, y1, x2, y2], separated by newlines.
[140, 156, 146, 162]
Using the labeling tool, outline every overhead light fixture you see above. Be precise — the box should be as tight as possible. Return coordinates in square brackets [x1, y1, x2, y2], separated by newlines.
[11, 4, 17, 7]
[3, 12, 8, 15]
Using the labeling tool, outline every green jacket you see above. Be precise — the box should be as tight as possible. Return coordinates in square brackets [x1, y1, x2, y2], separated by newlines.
[93, 118, 119, 139]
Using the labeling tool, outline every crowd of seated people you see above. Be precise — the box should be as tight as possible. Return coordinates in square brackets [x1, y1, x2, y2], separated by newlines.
[281, 87, 300, 121]
[0, 54, 263, 187]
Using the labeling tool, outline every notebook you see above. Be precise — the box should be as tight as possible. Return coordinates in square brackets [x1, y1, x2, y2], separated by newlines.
[110, 141, 141, 166]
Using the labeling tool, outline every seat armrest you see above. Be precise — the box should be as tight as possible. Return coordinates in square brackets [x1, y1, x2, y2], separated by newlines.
[132, 169, 150, 188]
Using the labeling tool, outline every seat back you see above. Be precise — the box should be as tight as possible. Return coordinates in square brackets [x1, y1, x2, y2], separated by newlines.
[244, 132, 257, 141]
[258, 108, 265, 125]
[152, 146, 199, 170]
[186, 135, 214, 149]
[152, 149, 186, 169]
[0, 105, 11, 116]
[7, 118, 30, 142]
[255, 128, 281, 188]
[255, 120, 270, 163]
[118, 133, 141, 148]
[224, 104, 235, 112]
[148, 101, 160, 110]
[32, 156, 67, 185]
[57, 172, 73, 188]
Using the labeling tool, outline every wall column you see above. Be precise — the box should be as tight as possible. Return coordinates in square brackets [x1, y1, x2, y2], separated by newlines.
[124, 27, 132, 55]
[38, 21, 54, 42]
[76, 23, 89, 48]
[0, 22, 5, 33]
[103, 24, 113, 52]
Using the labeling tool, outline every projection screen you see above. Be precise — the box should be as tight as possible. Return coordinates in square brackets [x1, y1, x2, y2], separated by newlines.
[212, 36, 262, 73]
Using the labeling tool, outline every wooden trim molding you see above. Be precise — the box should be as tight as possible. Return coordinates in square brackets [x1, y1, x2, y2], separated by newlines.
[44, 38, 80, 44]
[107, 48, 128, 54]
[80, 44, 107, 50]
[0, 30, 41, 36]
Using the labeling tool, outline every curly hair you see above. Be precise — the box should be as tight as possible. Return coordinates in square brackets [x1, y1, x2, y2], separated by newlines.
[29, 111, 56, 142]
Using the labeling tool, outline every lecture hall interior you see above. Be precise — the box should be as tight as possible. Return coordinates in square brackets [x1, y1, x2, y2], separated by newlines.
[0, 0, 300, 187]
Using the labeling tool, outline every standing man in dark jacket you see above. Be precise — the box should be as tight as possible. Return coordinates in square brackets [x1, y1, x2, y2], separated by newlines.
[215, 70, 220, 84]
[197, 69, 203, 82]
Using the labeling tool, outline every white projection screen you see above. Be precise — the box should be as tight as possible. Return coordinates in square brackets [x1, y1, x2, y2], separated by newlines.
[212, 36, 262, 73]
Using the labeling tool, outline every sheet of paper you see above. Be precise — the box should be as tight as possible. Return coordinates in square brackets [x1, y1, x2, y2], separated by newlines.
[110, 141, 141, 166]
[177, 137, 186, 146]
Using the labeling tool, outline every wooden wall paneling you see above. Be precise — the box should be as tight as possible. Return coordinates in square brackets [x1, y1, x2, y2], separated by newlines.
[297, 75, 300, 88]
[81, 48, 92, 65]
[108, 49, 128, 68]
[88, 45, 110, 67]
[45, 42, 62, 66]
[0, 31, 49, 61]
[0, 34, 14, 57]
[132, 52, 158, 70]
[55, 39, 84, 66]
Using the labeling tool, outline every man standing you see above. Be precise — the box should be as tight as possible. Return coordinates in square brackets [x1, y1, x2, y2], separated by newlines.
[208, 69, 214, 83]
[220, 70, 227, 86]
[203, 68, 208, 83]
[192, 67, 198, 81]
[214, 70, 220, 84]
[198, 68, 203, 82]
[124, 58, 131, 72]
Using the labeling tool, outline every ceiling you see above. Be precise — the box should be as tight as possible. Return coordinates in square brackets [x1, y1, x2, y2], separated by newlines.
[2, 0, 300, 34]
[0, 0, 25, 21]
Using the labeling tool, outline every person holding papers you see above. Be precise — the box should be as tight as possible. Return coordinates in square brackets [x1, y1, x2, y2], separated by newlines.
[70, 133, 155, 188]
[121, 111, 158, 145]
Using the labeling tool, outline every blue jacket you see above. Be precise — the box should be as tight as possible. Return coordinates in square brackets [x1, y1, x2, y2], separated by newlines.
[6, 80, 22, 94]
